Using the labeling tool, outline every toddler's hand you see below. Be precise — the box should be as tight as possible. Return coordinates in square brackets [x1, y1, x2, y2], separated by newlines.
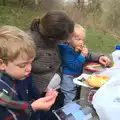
[81, 45, 88, 57]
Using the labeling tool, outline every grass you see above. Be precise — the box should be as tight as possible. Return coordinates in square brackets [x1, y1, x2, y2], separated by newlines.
[0, 5, 42, 30]
[86, 28, 120, 53]
[0, 4, 120, 53]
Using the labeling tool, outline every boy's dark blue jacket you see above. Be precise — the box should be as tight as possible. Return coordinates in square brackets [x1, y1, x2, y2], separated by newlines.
[0, 72, 41, 120]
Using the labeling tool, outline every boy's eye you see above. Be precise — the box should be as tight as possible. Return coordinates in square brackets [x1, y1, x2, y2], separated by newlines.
[16, 64, 26, 68]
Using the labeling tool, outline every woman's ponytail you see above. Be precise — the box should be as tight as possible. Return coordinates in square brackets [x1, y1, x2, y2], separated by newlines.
[30, 18, 40, 32]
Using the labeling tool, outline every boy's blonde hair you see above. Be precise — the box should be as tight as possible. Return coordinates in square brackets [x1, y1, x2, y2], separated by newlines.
[74, 24, 85, 32]
[0, 26, 36, 63]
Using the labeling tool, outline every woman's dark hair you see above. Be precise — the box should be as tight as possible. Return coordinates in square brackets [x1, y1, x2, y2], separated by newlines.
[30, 11, 74, 43]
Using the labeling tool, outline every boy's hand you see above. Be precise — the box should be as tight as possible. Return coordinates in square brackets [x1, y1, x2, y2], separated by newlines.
[45, 88, 58, 102]
[45, 88, 58, 97]
[31, 94, 57, 111]
[81, 45, 88, 57]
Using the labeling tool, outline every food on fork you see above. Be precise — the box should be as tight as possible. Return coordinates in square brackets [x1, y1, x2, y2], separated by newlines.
[85, 75, 109, 87]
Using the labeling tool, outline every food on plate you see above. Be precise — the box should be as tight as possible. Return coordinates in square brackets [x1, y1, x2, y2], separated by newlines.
[84, 62, 104, 72]
[85, 75, 109, 87]
[86, 64, 101, 68]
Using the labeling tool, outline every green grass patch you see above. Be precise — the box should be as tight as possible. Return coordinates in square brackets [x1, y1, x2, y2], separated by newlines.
[86, 28, 120, 53]
[0, 5, 41, 30]
[0, 5, 120, 53]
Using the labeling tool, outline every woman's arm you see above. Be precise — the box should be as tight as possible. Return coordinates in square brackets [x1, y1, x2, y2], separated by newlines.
[86, 52, 103, 62]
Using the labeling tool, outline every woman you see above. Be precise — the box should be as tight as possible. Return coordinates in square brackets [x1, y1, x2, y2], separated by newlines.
[29, 11, 74, 93]
[29, 10, 111, 96]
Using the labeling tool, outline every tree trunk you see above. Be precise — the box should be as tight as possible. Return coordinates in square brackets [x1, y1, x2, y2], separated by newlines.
[78, 0, 80, 5]
[35, 0, 39, 5]
[0, 0, 7, 6]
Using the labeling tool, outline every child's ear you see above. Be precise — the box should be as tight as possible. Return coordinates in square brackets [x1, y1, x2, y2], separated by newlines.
[67, 40, 70, 43]
[67, 40, 70, 44]
[0, 59, 6, 70]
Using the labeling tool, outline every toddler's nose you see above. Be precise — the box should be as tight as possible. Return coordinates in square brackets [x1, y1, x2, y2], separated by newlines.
[78, 42, 84, 46]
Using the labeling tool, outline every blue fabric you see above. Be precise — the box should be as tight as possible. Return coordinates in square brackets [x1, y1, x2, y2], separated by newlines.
[58, 44, 86, 75]
[60, 74, 77, 105]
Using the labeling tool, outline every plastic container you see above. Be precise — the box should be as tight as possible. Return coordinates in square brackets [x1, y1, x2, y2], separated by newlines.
[112, 45, 120, 68]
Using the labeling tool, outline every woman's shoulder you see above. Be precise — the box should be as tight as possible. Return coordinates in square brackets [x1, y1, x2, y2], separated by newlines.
[28, 30, 46, 48]
[58, 43, 70, 49]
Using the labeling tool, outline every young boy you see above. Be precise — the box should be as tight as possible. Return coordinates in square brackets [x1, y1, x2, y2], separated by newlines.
[0, 26, 58, 120]
[58, 24, 111, 105]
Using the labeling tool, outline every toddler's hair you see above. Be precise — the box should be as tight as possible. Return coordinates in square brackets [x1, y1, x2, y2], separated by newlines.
[74, 24, 85, 32]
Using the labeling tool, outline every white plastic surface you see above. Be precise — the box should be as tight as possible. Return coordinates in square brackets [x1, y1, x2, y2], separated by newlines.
[92, 69, 120, 120]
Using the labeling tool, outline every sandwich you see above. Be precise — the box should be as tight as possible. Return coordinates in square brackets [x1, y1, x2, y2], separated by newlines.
[85, 75, 109, 87]
[75, 45, 84, 51]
